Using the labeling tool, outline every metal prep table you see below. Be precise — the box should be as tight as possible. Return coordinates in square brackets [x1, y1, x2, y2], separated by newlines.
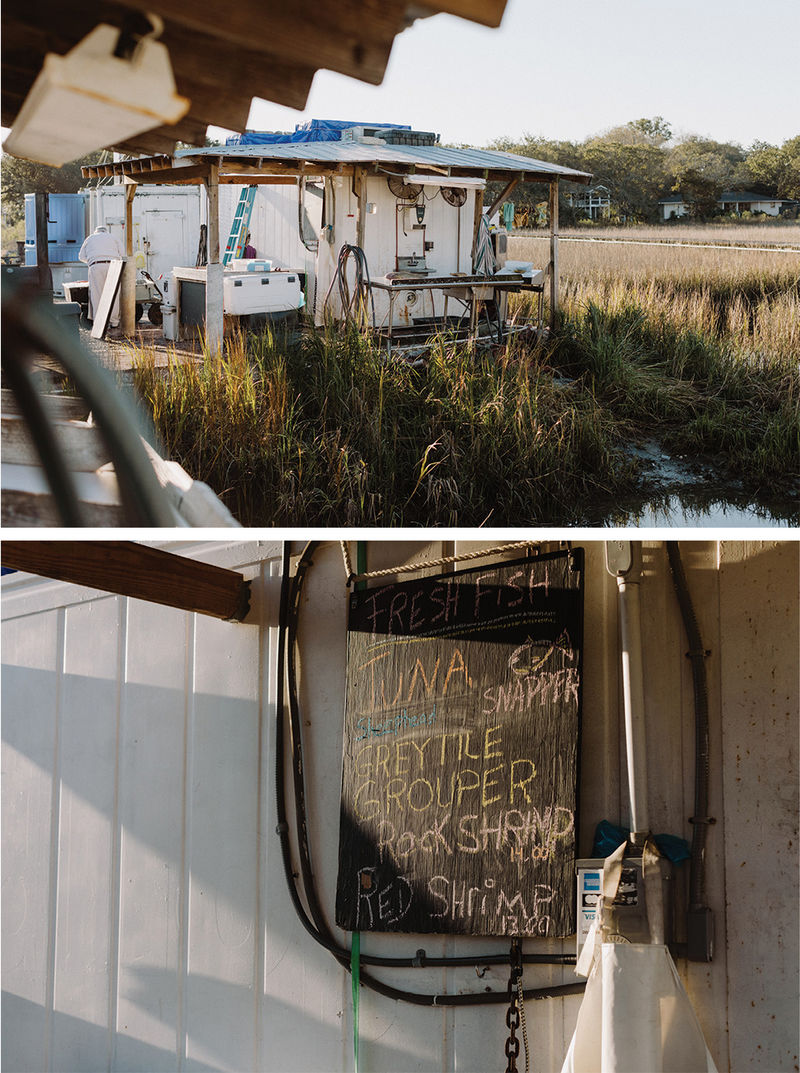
[369, 271, 545, 356]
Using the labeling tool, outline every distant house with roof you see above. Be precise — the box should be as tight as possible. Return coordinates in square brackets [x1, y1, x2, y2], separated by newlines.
[565, 184, 612, 219]
[716, 191, 792, 216]
[658, 194, 689, 220]
[659, 190, 795, 220]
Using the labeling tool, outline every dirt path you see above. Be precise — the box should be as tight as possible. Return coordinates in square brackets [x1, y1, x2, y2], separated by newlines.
[79, 317, 204, 373]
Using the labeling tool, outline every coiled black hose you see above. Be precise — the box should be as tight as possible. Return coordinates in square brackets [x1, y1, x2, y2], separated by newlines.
[274, 541, 585, 1006]
[323, 244, 375, 328]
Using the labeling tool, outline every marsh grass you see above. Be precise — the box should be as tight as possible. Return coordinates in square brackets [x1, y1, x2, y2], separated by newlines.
[129, 229, 798, 525]
[516, 222, 800, 248]
[509, 229, 799, 489]
[131, 323, 636, 526]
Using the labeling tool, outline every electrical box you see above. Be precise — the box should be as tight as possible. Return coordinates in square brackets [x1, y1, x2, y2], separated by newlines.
[576, 856, 674, 956]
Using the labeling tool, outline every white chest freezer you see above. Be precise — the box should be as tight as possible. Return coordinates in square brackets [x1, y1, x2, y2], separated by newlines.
[223, 270, 303, 315]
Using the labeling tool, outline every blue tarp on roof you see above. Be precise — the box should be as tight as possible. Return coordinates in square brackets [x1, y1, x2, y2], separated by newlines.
[226, 119, 411, 146]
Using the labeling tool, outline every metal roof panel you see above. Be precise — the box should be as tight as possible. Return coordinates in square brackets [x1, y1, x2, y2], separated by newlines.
[174, 141, 592, 182]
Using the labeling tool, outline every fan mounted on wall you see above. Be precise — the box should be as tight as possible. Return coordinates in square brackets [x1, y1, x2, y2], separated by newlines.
[388, 176, 423, 201]
[441, 187, 468, 207]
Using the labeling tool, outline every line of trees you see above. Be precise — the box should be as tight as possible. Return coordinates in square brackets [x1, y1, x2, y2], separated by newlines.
[1, 154, 103, 229]
[1, 140, 220, 231]
[3, 121, 799, 234]
[489, 119, 800, 223]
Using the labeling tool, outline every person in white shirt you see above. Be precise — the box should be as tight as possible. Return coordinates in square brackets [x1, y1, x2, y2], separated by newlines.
[78, 225, 124, 328]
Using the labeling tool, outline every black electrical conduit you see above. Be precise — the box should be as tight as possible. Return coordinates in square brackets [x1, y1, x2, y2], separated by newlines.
[1, 341, 85, 526]
[2, 277, 177, 526]
[666, 543, 712, 911]
[275, 542, 585, 1007]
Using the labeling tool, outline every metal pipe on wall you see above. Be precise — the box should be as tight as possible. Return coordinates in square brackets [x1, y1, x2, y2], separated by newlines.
[606, 541, 650, 844]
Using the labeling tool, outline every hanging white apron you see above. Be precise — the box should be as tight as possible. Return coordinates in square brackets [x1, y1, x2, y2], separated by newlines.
[561, 841, 718, 1073]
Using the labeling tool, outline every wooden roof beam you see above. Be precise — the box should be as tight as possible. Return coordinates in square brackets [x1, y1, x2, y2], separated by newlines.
[415, 1, 506, 26]
[1, 542, 252, 622]
[126, 164, 212, 185]
[113, 0, 400, 85]
[164, 26, 316, 112]
[219, 175, 299, 185]
[216, 161, 325, 177]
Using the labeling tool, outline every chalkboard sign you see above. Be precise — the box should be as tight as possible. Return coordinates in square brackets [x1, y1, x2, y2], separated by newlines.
[335, 549, 583, 938]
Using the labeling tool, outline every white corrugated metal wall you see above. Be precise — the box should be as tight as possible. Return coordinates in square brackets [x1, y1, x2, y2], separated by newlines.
[2, 539, 797, 1072]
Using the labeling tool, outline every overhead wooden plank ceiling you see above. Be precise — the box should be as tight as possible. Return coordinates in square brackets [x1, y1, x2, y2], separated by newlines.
[1, 0, 507, 157]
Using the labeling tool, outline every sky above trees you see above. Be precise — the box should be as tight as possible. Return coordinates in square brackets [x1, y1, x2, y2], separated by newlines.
[226, 0, 799, 150]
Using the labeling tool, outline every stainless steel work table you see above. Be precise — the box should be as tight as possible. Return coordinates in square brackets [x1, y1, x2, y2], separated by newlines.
[369, 272, 545, 355]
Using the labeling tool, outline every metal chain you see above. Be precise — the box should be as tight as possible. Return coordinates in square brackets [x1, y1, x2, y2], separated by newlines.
[517, 973, 530, 1073]
[504, 940, 523, 1073]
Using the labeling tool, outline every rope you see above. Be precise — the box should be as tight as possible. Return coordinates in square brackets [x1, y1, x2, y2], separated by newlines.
[340, 539, 355, 585]
[339, 540, 542, 585]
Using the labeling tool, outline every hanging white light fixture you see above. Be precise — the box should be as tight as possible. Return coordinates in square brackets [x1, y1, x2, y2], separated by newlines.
[3, 18, 190, 167]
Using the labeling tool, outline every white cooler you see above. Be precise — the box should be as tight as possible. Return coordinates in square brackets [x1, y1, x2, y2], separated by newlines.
[223, 270, 302, 315]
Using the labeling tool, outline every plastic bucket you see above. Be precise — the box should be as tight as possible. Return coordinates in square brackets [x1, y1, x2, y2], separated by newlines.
[161, 304, 177, 340]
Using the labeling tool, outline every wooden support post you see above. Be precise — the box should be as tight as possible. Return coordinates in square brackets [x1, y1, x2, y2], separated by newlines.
[549, 178, 559, 331]
[34, 192, 51, 294]
[121, 182, 137, 337]
[204, 163, 224, 353]
[355, 167, 366, 251]
[1, 541, 252, 622]
[470, 185, 485, 273]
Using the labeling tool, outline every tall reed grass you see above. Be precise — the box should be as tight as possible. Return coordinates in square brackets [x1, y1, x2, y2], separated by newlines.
[130, 229, 798, 525]
[510, 231, 799, 488]
[131, 323, 635, 527]
[516, 222, 800, 247]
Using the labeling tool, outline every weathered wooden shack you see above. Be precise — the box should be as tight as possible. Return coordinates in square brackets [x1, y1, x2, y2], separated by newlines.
[81, 132, 591, 350]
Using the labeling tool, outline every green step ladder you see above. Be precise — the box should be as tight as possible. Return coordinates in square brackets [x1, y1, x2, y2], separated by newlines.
[223, 186, 257, 265]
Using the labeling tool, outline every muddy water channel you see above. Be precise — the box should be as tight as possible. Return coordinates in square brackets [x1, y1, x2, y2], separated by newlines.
[587, 441, 798, 528]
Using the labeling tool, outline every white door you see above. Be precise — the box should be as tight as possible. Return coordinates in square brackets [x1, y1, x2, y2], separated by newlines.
[142, 209, 187, 281]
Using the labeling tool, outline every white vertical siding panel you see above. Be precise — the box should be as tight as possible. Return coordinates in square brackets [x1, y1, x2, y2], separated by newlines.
[217, 185, 237, 261]
[184, 614, 260, 1072]
[639, 542, 687, 836]
[115, 599, 188, 1071]
[260, 542, 352, 1073]
[718, 540, 799, 1073]
[257, 558, 279, 1073]
[51, 597, 121, 1071]
[1, 609, 62, 1073]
